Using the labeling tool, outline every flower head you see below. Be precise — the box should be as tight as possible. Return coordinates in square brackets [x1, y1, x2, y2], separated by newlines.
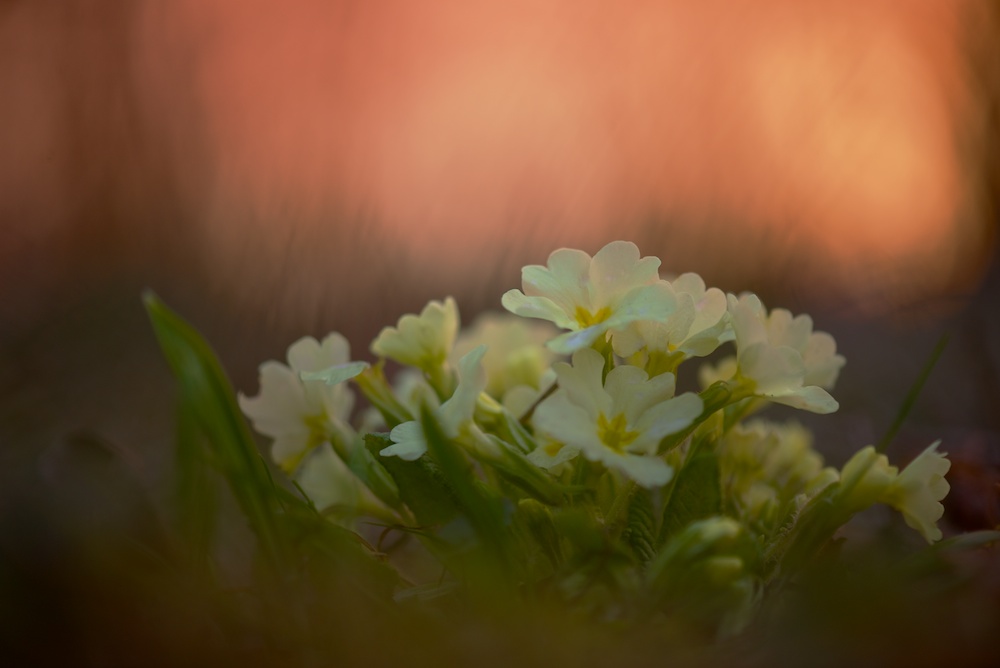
[530, 348, 703, 487]
[502, 241, 675, 354]
[721, 421, 833, 498]
[371, 297, 459, 374]
[833, 442, 951, 542]
[294, 443, 368, 514]
[718, 420, 837, 530]
[726, 294, 843, 413]
[381, 345, 491, 461]
[452, 312, 558, 401]
[882, 441, 951, 543]
[836, 445, 897, 513]
[612, 272, 731, 372]
[239, 333, 362, 472]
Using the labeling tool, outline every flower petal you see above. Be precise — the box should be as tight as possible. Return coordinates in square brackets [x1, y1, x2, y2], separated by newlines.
[382, 421, 428, 461]
[502, 290, 578, 330]
[552, 348, 613, 417]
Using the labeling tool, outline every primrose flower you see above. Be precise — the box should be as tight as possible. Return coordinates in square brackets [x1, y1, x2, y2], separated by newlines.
[725, 293, 843, 413]
[381, 345, 492, 461]
[452, 312, 558, 401]
[371, 297, 459, 392]
[613, 273, 731, 372]
[835, 443, 951, 542]
[720, 421, 833, 499]
[530, 348, 703, 488]
[239, 334, 363, 472]
[718, 420, 837, 530]
[882, 441, 951, 543]
[836, 446, 897, 513]
[501, 240, 675, 354]
[294, 443, 368, 514]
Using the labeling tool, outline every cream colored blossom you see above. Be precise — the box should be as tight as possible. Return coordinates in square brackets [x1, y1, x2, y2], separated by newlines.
[530, 348, 703, 488]
[835, 442, 951, 543]
[371, 297, 459, 378]
[239, 333, 362, 472]
[725, 293, 843, 413]
[837, 446, 897, 513]
[718, 420, 837, 528]
[720, 421, 834, 499]
[501, 241, 675, 354]
[613, 273, 731, 372]
[452, 312, 558, 400]
[882, 441, 951, 543]
[381, 345, 492, 460]
[294, 443, 368, 513]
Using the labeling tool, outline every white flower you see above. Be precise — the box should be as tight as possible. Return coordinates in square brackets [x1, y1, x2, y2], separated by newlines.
[294, 443, 367, 513]
[452, 312, 558, 401]
[530, 348, 703, 488]
[371, 297, 459, 374]
[381, 345, 492, 461]
[881, 441, 951, 543]
[698, 356, 739, 390]
[612, 272, 731, 368]
[720, 420, 834, 501]
[835, 442, 951, 543]
[837, 446, 897, 513]
[239, 334, 363, 472]
[501, 241, 675, 354]
[717, 420, 838, 530]
[526, 435, 581, 472]
[727, 293, 843, 413]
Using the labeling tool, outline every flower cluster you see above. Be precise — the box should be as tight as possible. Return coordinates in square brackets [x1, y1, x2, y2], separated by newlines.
[237, 240, 953, 630]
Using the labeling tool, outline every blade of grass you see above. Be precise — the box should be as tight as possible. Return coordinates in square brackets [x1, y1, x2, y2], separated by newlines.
[419, 405, 511, 581]
[145, 291, 291, 576]
[875, 333, 949, 454]
[174, 398, 218, 580]
[146, 292, 398, 602]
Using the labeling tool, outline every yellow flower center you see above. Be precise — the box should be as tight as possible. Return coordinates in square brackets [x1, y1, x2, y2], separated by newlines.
[597, 412, 640, 453]
[543, 441, 565, 457]
[303, 413, 328, 437]
[574, 305, 612, 328]
[646, 349, 684, 377]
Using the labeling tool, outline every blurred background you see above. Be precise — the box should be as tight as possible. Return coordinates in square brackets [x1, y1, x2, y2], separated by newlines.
[1, 0, 999, 663]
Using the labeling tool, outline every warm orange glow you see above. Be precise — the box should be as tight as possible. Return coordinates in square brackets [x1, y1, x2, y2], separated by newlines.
[133, 0, 987, 313]
[2, 0, 995, 324]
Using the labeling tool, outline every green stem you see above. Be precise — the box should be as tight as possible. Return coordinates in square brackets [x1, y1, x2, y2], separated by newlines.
[605, 479, 637, 535]
[657, 381, 748, 454]
[354, 363, 413, 427]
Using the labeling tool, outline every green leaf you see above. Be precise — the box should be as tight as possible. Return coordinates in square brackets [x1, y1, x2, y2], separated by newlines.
[273, 485, 397, 598]
[145, 292, 397, 602]
[354, 362, 413, 428]
[550, 507, 606, 554]
[174, 398, 218, 579]
[929, 529, 1000, 552]
[513, 498, 564, 570]
[885, 529, 1000, 586]
[657, 381, 735, 454]
[478, 436, 581, 506]
[144, 291, 290, 575]
[343, 440, 400, 511]
[418, 406, 509, 566]
[658, 451, 722, 546]
[495, 409, 536, 454]
[876, 334, 948, 454]
[644, 517, 756, 633]
[762, 484, 844, 584]
[623, 486, 656, 564]
[363, 433, 460, 527]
